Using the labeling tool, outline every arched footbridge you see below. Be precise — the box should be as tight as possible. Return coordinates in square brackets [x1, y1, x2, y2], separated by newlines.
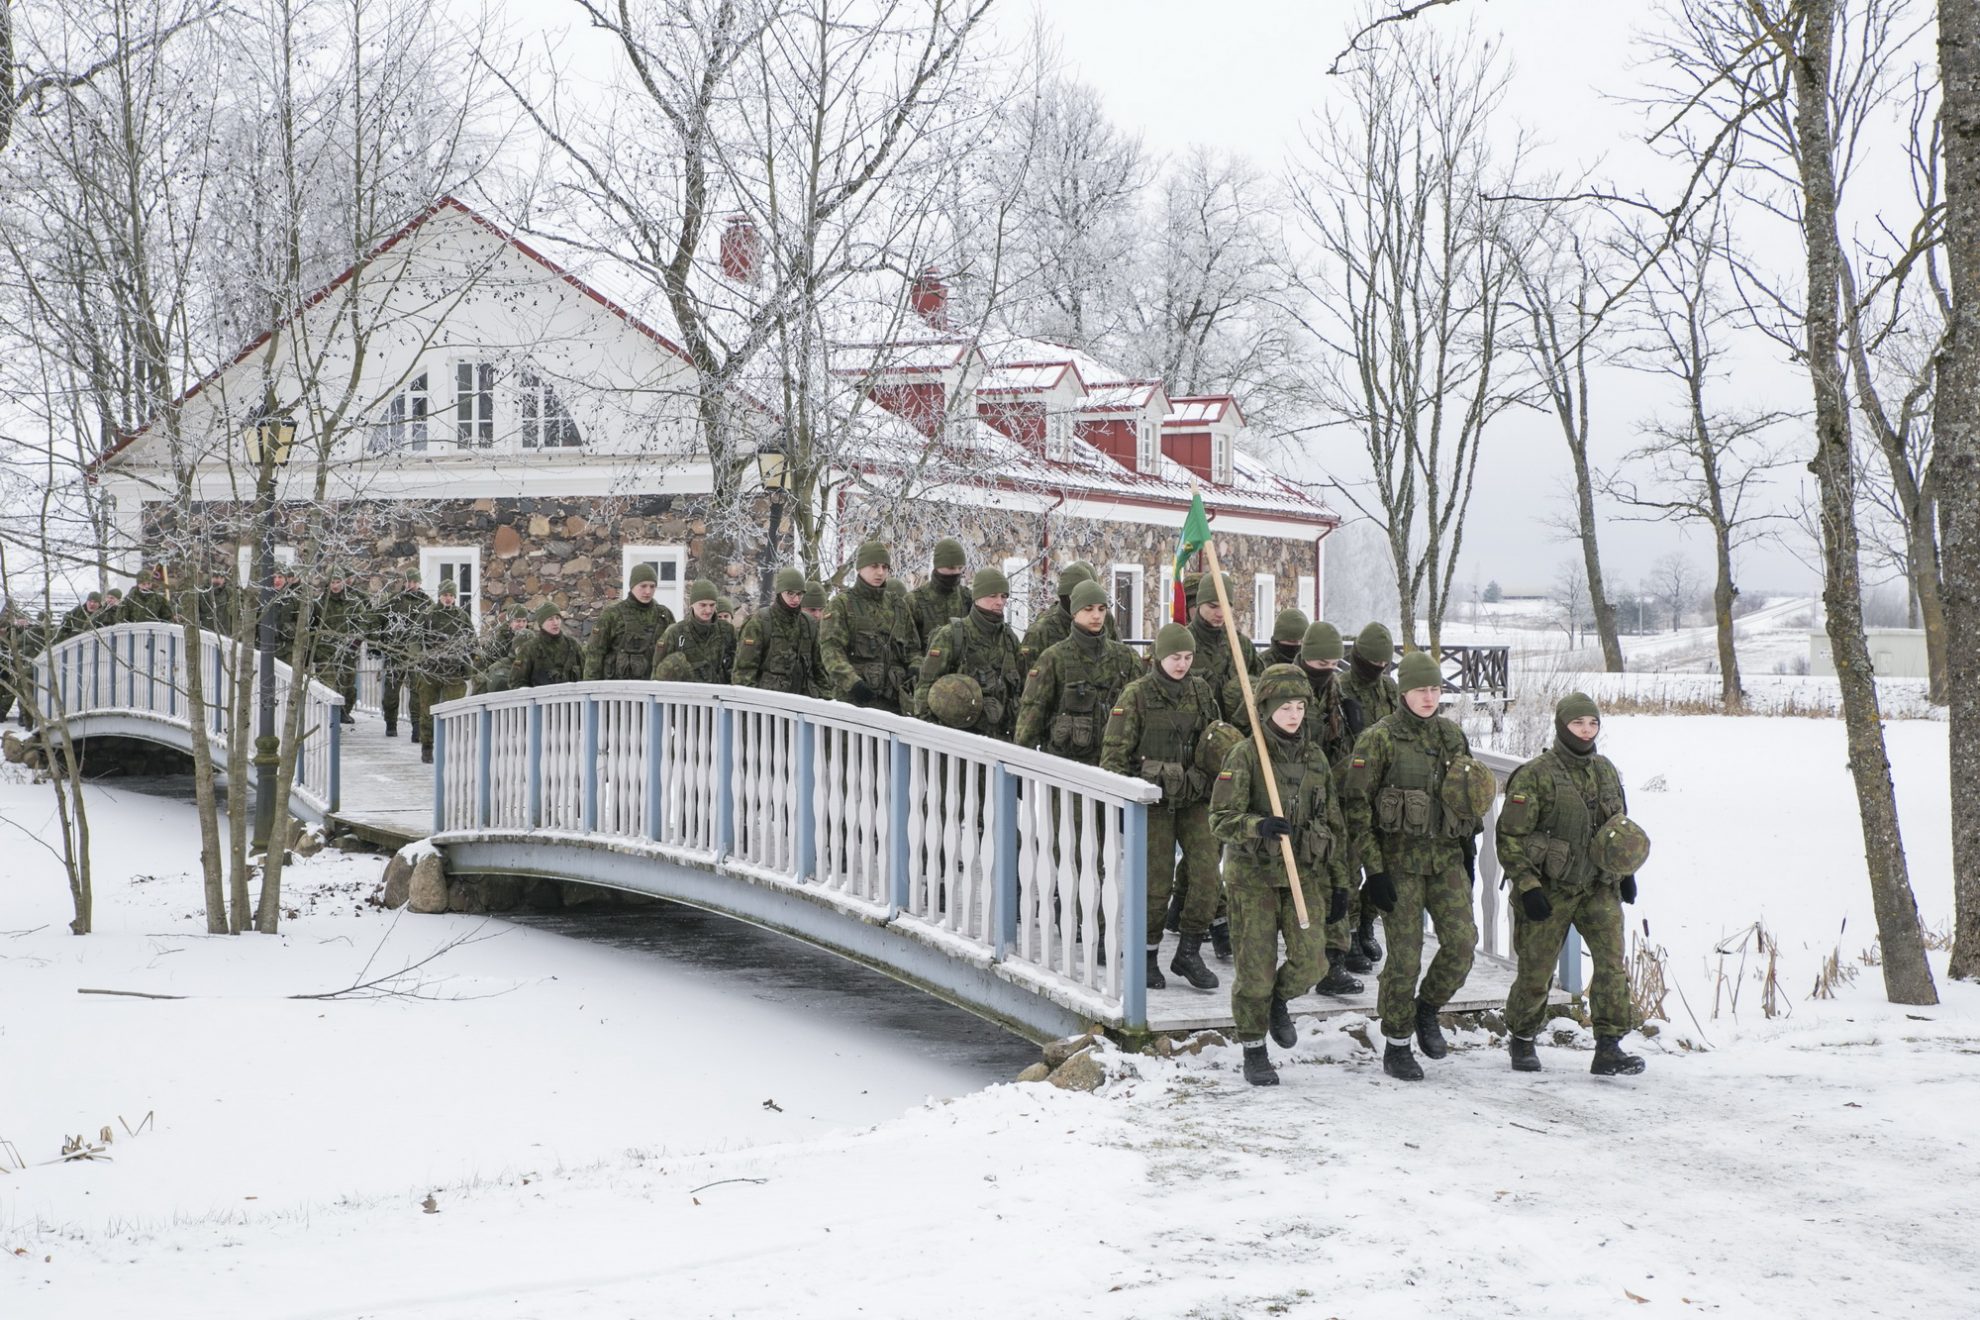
[32, 623, 1569, 1042]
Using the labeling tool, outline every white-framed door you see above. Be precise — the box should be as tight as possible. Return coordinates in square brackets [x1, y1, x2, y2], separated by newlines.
[622, 544, 687, 618]
[422, 546, 482, 625]
[1110, 563, 1146, 640]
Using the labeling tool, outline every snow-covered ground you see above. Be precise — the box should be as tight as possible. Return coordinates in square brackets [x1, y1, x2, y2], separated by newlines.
[3, 712, 1976, 1319]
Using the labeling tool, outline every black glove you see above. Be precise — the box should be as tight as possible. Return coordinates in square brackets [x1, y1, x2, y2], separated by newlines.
[1461, 837, 1478, 887]
[849, 679, 875, 706]
[1520, 887, 1553, 922]
[1327, 888, 1350, 923]
[1619, 874, 1638, 905]
[1364, 871, 1397, 913]
[1254, 815, 1292, 841]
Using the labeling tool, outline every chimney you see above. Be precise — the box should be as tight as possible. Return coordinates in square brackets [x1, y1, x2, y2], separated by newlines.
[720, 214, 761, 284]
[910, 265, 948, 329]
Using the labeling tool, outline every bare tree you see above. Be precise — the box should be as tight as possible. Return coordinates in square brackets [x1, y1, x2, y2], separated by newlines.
[1650, 551, 1698, 633]
[1549, 556, 1592, 647]
[1289, 18, 1532, 654]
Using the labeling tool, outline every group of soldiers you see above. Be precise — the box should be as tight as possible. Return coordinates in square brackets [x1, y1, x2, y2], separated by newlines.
[1, 537, 1651, 1091]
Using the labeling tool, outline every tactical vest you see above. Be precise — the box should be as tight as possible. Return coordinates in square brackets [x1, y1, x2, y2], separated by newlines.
[604, 603, 667, 679]
[1235, 743, 1336, 872]
[951, 620, 1017, 726]
[1372, 717, 1470, 869]
[754, 612, 814, 692]
[1048, 675, 1107, 758]
[1135, 701, 1203, 801]
[1531, 749, 1626, 890]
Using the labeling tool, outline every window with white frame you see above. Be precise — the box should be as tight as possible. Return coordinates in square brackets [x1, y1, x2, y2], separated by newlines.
[1158, 564, 1177, 628]
[422, 546, 481, 624]
[1212, 430, 1234, 485]
[622, 544, 687, 618]
[1252, 573, 1276, 637]
[1137, 419, 1159, 471]
[1297, 573, 1316, 620]
[1003, 555, 1034, 633]
[370, 371, 429, 453]
[1111, 563, 1145, 640]
[1044, 409, 1072, 461]
[455, 362, 496, 448]
[519, 367, 583, 448]
[236, 544, 297, 583]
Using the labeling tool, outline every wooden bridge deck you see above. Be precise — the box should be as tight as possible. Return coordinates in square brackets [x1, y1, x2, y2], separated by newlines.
[326, 708, 433, 849]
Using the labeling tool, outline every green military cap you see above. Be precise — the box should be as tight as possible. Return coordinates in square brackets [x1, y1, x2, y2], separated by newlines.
[1069, 579, 1109, 613]
[629, 563, 658, 588]
[932, 538, 966, 570]
[86, 591, 102, 604]
[1070, 559, 1096, 581]
[1557, 691, 1601, 724]
[1256, 663, 1309, 716]
[1396, 650, 1441, 692]
[533, 602, 561, 624]
[716, 595, 735, 614]
[1354, 621, 1394, 666]
[1055, 562, 1093, 596]
[969, 566, 1009, 599]
[1272, 607, 1309, 645]
[1302, 621, 1344, 663]
[1153, 622, 1194, 661]
[802, 581, 827, 610]
[437, 583, 458, 599]
[688, 578, 719, 605]
[774, 566, 805, 595]
[856, 539, 891, 570]
[509, 604, 531, 620]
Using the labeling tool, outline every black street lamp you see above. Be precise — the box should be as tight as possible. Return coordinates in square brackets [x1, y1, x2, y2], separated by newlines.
[244, 406, 296, 856]
[755, 441, 792, 605]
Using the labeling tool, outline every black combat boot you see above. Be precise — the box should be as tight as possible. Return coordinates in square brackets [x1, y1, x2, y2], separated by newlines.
[1145, 946, 1167, 991]
[1268, 996, 1298, 1049]
[1382, 1040, 1424, 1081]
[1242, 1043, 1279, 1086]
[1508, 1035, 1541, 1073]
[1591, 1036, 1647, 1076]
[1209, 919, 1233, 963]
[1169, 936, 1219, 991]
[1356, 914, 1383, 963]
[1414, 1003, 1450, 1060]
[1163, 887, 1185, 935]
[384, 718, 397, 738]
[421, 744, 433, 764]
[1316, 954, 1363, 997]
[1343, 941, 1374, 974]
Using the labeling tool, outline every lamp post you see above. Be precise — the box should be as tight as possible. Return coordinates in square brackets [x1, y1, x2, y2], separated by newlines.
[244, 407, 296, 857]
[755, 441, 791, 604]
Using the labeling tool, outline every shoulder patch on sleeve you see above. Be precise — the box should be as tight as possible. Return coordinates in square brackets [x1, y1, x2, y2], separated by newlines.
[1217, 771, 1233, 779]
[927, 648, 941, 658]
[1110, 706, 1125, 716]
[1350, 756, 1367, 768]
[1027, 668, 1040, 679]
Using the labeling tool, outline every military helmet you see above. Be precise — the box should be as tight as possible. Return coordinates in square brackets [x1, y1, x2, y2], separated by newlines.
[656, 651, 696, 682]
[1196, 720, 1246, 777]
[927, 673, 984, 729]
[1591, 814, 1652, 875]
[1255, 663, 1310, 717]
[1441, 756, 1498, 822]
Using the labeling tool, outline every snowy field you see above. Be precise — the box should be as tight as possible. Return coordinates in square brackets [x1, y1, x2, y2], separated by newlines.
[3, 712, 1978, 1319]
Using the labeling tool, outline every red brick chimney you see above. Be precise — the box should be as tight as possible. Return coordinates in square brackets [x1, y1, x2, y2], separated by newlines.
[720, 214, 761, 283]
[910, 266, 949, 329]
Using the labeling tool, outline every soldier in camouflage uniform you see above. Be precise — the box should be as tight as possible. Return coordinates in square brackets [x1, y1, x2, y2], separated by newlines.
[801, 581, 827, 622]
[913, 566, 1023, 740]
[1335, 620, 1401, 967]
[654, 579, 737, 684]
[372, 571, 430, 738]
[1499, 692, 1647, 1077]
[1299, 620, 1367, 988]
[0, 608, 26, 724]
[57, 592, 104, 641]
[819, 541, 922, 713]
[1014, 580, 1142, 764]
[309, 571, 365, 722]
[102, 587, 123, 616]
[266, 569, 306, 661]
[1341, 651, 1484, 1082]
[414, 584, 476, 763]
[511, 603, 585, 688]
[194, 569, 240, 639]
[1209, 664, 1355, 1086]
[907, 538, 969, 664]
[733, 568, 820, 695]
[1221, 608, 1306, 734]
[1185, 572, 1262, 725]
[474, 606, 530, 693]
[1101, 622, 1224, 992]
[1018, 563, 1088, 669]
[114, 568, 173, 625]
[586, 563, 673, 681]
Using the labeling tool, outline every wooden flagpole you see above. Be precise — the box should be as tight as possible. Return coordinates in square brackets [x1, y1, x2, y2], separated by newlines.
[1195, 484, 1309, 929]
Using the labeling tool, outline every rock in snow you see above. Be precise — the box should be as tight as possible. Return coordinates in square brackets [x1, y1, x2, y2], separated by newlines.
[408, 853, 448, 913]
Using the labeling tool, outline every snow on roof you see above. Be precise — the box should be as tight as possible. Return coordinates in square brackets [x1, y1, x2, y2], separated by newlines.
[977, 362, 1078, 394]
[1165, 395, 1244, 427]
[828, 338, 977, 375]
[980, 333, 1130, 390]
[1078, 379, 1166, 412]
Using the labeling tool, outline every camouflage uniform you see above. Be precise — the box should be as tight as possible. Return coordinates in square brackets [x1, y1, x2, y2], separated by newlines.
[818, 578, 921, 713]
[1499, 738, 1633, 1041]
[57, 597, 103, 641]
[414, 597, 477, 751]
[586, 594, 674, 680]
[311, 584, 366, 718]
[194, 579, 241, 638]
[1014, 626, 1143, 765]
[1192, 616, 1262, 725]
[372, 584, 431, 734]
[1209, 692, 1354, 1045]
[474, 615, 526, 693]
[914, 607, 1024, 741]
[1101, 662, 1223, 943]
[511, 620, 585, 688]
[906, 538, 970, 681]
[732, 599, 820, 696]
[1341, 706, 1483, 1041]
[114, 581, 173, 626]
[654, 616, 737, 685]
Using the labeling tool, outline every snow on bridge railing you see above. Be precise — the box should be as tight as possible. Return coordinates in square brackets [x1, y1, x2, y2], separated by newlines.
[427, 682, 1166, 1030]
[31, 621, 345, 818]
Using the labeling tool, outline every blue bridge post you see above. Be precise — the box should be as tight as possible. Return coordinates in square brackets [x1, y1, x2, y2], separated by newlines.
[793, 715, 815, 883]
[526, 702, 543, 829]
[582, 698, 600, 834]
[1121, 799, 1149, 1031]
[715, 703, 735, 859]
[167, 634, 178, 719]
[991, 765, 1017, 960]
[1558, 923, 1585, 998]
[476, 706, 493, 829]
[432, 717, 448, 835]
[888, 736, 910, 918]
[645, 697, 665, 843]
[145, 633, 156, 710]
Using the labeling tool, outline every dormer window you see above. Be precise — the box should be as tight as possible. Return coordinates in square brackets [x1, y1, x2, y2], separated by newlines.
[1045, 407, 1072, 461]
[519, 367, 583, 448]
[1138, 418, 1159, 471]
[1212, 429, 1233, 484]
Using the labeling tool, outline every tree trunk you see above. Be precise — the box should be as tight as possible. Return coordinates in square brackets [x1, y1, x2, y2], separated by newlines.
[1908, 490, 1950, 704]
[179, 613, 228, 933]
[1711, 527, 1743, 709]
[1789, 3, 1937, 1004]
[1937, 0, 1980, 980]
[1570, 450, 1625, 671]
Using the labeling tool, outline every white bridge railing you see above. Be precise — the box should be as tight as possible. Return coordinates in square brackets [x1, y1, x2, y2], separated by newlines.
[429, 682, 1166, 1030]
[31, 621, 345, 820]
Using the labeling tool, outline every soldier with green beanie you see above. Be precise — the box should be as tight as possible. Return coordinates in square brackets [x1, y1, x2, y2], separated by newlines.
[908, 538, 970, 659]
[733, 567, 820, 695]
[1185, 572, 1263, 725]
[715, 594, 736, 623]
[1295, 619, 1367, 988]
[801, 581, 827, 620]
[194, 569, 239, 638]
[474, 606, 531, 693]
[115, 566, 173, 625]
[1265, 608, 1309, 665]
[1499, 693, 1648, 1077]
[371, 571, 429, 739]
[414, 584, 476, 763]
[654, 579, 736, 683]
[1209, 663, 1355, 1086]
[511, 603, 585, 688]
[1015, 579, 1142, 763]
[914, 565, 1023, 740]
[1341, 649, 1483, 1081]
[312, 570, 366, 722]
[586, 563, 675, 681]
[1335, 620, 1401, 965]
[820, 540, 921, 712]
[58, 592, 103, 641]
[1019, 562, 1087, 668]
[1101, 622, 1224, 991]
